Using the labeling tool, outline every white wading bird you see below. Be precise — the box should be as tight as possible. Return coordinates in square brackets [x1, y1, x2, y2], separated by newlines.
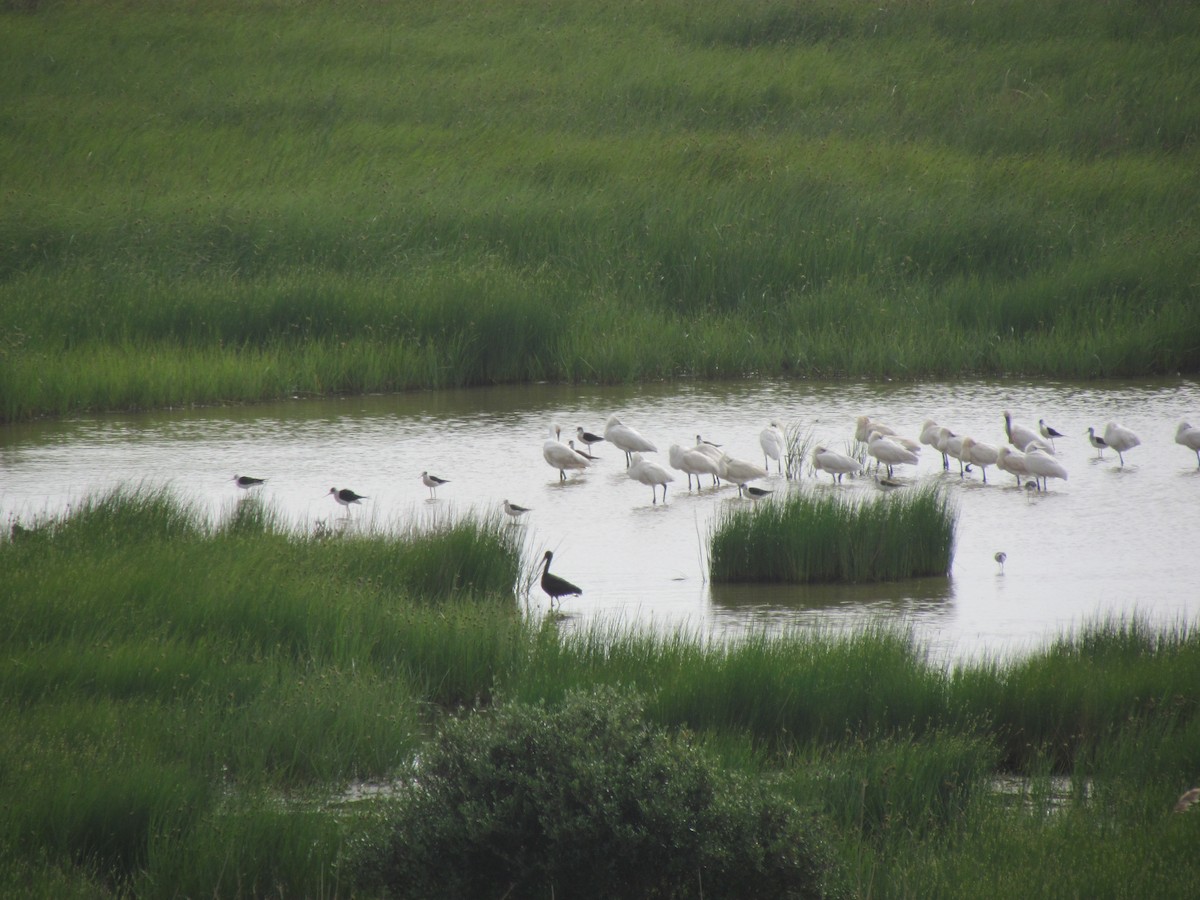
[1175, 421, 1200, 468]
[693, 435, 725, 485]
[543, 425, 591, 482]
[866, 431, 919, 478]
[628, 452, 674, 504]
[812, 446, 863, 484]
[995, 445, 1028, 487]
[759, 422, 786, 475]
[1024, 447, 1068, 491]
[604, 415, 657, 467]
[937, 427, 968, 476]
[960, 436, 1000, 484]
[1103, 422, 1141, 467]
[1004, 411, 1041, 453]
[718, 455, 768, 497]
[668, 443, 721, 491]
[920, 420, 950, 470]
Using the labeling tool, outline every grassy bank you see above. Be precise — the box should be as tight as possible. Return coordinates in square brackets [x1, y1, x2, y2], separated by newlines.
[708, 484, 956, 583]
[3, 0, 1199, 420]
[3, 490, 1200, 895]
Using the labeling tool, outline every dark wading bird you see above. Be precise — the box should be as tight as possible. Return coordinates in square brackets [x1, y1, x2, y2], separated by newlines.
[540, 550, 582, 608]
[233, 475, 266, 489]
[994, 551, 1007, 574]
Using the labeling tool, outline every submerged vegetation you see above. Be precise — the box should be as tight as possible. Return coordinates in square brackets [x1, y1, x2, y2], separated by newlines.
[3, 0, 1200, 421]
[709, 485, 956, 583]
[2, 489, 1200, 896]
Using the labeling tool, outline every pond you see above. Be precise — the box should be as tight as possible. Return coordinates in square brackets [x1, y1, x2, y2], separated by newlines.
[3, 378, 1198, 663]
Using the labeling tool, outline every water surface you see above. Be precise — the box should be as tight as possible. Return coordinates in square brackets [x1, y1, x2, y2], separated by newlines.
[4, 379, 1198, 663]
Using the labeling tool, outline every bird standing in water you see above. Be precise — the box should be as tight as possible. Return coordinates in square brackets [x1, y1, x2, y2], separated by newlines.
[233, 475, 266, 489]
[421, 471, 450, 498]
[540, 550, 582, 608]
[994, 551, 1007, 574]
[328, 487, 367, 513]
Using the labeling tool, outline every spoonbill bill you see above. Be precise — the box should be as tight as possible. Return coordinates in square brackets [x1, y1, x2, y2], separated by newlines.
[604, 415, 657, 466]
[628, 452, 674, 504]
[1103, 422, 1141, 466]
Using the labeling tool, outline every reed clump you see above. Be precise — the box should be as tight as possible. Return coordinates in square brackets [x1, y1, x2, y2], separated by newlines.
[709, 485, 956, 583]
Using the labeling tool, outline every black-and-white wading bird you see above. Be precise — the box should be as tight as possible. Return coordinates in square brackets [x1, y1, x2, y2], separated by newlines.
[540, 550, 582, 608]
[1086, 426, 1108, 457]
[994, 551, 1007, 574]
[328, 487, 367, 512]
[575, 426, 605, 454]
[745, 486, 773, 500]
[232, 475, 266, 489]
[420, 471, 449, 498]
[1038, 418, 1065, 449]
[502, 499, 531, 522]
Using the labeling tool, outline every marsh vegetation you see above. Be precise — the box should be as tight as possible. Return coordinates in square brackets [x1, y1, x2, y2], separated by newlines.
[2, 0, 1199, 421]
[3, 490, 1200, 896]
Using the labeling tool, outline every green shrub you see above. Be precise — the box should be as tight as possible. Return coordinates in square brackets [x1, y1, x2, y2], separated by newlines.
[356, 686, 842, 899]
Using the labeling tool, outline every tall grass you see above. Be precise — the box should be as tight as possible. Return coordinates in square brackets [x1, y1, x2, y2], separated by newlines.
[5, 490, 1200, 893]
[2, 0, 1199, 419]
[709, 484, 956, 583]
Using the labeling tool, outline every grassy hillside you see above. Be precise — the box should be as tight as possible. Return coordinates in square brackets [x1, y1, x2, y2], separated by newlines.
[2, 0, 1198, 420]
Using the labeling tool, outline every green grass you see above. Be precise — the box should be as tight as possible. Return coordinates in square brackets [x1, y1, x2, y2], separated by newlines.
[2, 0, 1199, 420]
[708, 484, 957, 583]
[3, 490, 1200, 894]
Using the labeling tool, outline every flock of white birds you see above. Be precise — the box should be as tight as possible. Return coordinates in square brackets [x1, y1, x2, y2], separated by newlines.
[530, 411, 1200, 505]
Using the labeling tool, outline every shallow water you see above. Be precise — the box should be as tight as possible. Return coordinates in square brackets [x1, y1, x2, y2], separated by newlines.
[3, 378, 1198, 662]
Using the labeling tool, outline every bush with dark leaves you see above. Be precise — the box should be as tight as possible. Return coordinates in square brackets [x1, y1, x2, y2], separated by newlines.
[356, 686, 840, 899]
